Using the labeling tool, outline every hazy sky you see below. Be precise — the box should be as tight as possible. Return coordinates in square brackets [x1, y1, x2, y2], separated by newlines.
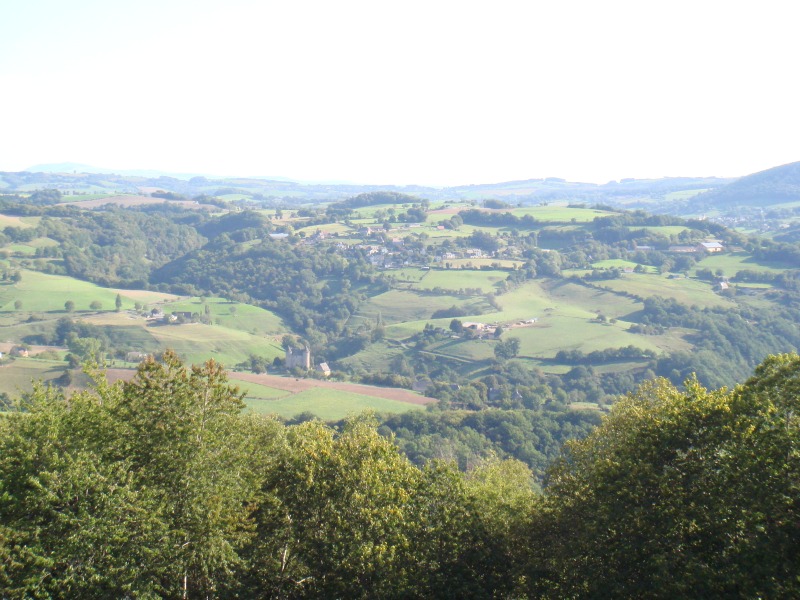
[1, 0, 798, 186]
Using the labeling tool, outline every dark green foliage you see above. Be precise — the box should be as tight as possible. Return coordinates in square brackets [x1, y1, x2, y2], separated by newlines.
[3, 353, 800, 597]
[534, 355, 800, 598]
[460, 208, 539, 228]
[38, 208, 206, 286]
[431, 305, 469, 319]
[691, 161, 800, 208]
[28, 188, 62, 205]
[151, 236, 380, 339]
[640, 296, 800, 387]
[338, 191, 424, 209]
[0, 355, 536, 599]
[494, 337, 520, 360]
[197, 210, 271, 239]
[381, 409, 600, 479]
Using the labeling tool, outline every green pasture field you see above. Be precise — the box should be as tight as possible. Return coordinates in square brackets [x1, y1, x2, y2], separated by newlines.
[61, 194, 110, 202]
[0, 358, 66, 396]
[146, 323, 283, 367]
[664, 189, 709, 201]
[229, 378, 292, 401]
[358, 289, 488, 326]
[473, 280, 640, 324]
[243, 388, 423, 421]
[0, 316, 65, 344]
[413, 269, 507, 293]
[504, 205, 617, 223]
[384, 268, 429, 283]
[4, 244, 36, 256]
[446, 258, 522, 269]
[379, 280, 627, 340]
[569, 401, 603, 411]
[25, 237, 59, 248]
[597, 273, 733, 309]
[693, 251, 790, 276]
[0, 270, 177, 313]
[330, 341, 399, 373]
[425, 337, 496, 361]
[160, 297, 285, 335]
[0, 214, 38, 228]
[420, 227, 470, 242]
[62, 310, 283, 369]
[628, 225, 690, 236]
[590, 360, 650, 375]
[735, 282, 773, 289]
[591, 259, 657, 273]
[510, 317, 685, 358]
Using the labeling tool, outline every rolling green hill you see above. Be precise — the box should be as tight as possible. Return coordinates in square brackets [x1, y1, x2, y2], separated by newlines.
[4, 180, 800, 415]
[689, 161, 800, 209]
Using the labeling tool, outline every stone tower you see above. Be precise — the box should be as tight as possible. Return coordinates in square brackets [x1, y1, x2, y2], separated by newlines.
[285, 345, 311, 370]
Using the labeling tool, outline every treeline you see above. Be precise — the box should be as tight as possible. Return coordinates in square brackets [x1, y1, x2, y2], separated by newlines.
[3, 353, 800, 597]
[641, 296, 800, 387]
[380, 409, 600, 479]
[335, 190, 424, 209]
[459, 208, 540, 228]
[555, 345, 658, 365]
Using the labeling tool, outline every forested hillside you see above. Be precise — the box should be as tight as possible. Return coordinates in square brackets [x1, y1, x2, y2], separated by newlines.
[2, 352, 799, 598]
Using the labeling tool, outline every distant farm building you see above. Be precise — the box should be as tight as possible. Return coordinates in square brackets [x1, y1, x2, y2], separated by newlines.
[698, 242, 724, 253]
[317, 362, 331, 377]
[126, 351, 150, 363]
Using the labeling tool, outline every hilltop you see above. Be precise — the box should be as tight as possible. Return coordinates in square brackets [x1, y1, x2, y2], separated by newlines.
[1, 166, 731, 207]
[688, 161, 800, 210]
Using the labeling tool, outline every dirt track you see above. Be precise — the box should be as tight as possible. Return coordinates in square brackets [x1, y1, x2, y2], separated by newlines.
[103, 369, 435, 406]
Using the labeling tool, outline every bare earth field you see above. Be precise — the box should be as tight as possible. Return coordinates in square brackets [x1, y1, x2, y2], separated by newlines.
[103, 369, 435, 406]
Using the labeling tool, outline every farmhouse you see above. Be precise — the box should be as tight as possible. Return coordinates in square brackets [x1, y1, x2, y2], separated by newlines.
[126, 351, 149, 363]
[317, 362, 331, 377]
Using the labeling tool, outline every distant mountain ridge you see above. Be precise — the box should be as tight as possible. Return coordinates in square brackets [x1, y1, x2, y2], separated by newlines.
[1, 166, 734, 208]
[25, 162, 299, 182]
[689, 161, 800, 209]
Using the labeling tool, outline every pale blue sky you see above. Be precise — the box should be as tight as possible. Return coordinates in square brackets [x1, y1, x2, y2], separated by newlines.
[1, 0, 798, 185]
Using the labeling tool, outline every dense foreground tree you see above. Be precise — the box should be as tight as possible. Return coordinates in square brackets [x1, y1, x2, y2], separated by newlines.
[533, 354, 800, 598]
[3, 353, 800, 597]
[0, 353, 534, 599]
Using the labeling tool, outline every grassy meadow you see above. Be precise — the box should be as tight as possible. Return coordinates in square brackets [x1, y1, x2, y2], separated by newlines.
[0, 269, 177, 313]
[243, 387, 423, 421]
[693, 251, 790, 276]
